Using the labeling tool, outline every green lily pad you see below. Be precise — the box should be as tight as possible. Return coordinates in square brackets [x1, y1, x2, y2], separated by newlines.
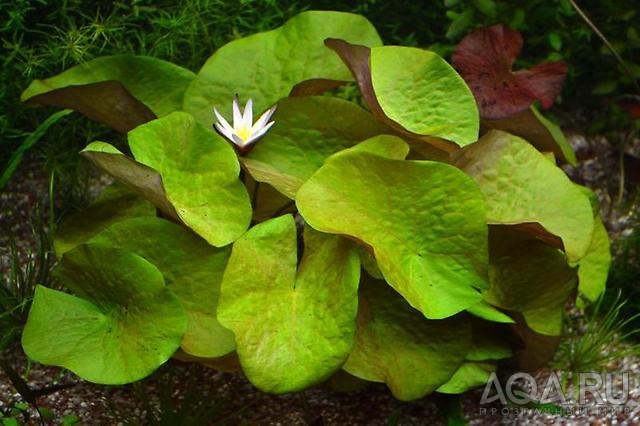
[218, 215, 361, 393]
[54, 183, 156, 256]
[481, 106, 577, 165]
[22, 244, 187, 384]
[343, 278, 471, 401]
[296, 136, 488, 319]
[183, 11, 381, 127]
[81, 142, 180, 220]
[454, 129, 593, 261]
[325, 39, 478, 149]
[128, 112, 252, 247]
[484, 227, 577, 336]
[21, 55, 195, 132]
[90, 217, 234, 358]
[242, 96, 388, 198]
[370, 46, 479, 146]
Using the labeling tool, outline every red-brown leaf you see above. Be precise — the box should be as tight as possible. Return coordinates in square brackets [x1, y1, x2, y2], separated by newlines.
[452, 24, 567, 119]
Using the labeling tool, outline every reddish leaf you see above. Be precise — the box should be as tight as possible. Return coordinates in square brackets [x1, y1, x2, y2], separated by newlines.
[452, 24, 567, 119]
[289, 78, 347, 97]
[25, 81, 157, 133]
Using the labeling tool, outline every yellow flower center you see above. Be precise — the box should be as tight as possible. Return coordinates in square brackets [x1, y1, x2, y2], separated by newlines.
[236, 125, 252, 142]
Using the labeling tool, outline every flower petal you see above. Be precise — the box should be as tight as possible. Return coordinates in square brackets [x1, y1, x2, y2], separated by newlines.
[244, 120, 275, 146]
[242, 98, 253, 128]
[251, 105, 278, 133]
[213, 108, 234, 134]
[233, 95, 243, 127]
[231, 133, 247, 147]
[214, 122, 236, 143]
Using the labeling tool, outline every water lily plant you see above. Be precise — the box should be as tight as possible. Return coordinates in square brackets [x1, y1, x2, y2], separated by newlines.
[17, 11, 610, 401]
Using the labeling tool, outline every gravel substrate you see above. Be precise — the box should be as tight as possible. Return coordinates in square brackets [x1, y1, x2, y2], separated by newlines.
[1, 132, 639, 425]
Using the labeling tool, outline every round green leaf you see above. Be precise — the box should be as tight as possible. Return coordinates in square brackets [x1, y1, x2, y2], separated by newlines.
[54, 183, 155, 256]
[218, 216, 361, 393]
[369, 46, 479, 146]
[343, 278, 471, 401]
[297, 136, 488, 319]
[183, 11, 382, 127]
[21, 55, 195, 132]
[90, 217, 234, 358]
[455, 130, 593, 261]
[22, 245, 187, 384]
[128, 112, 251, 247]
[242, 96, 388, 198]
[325, 39, 472, 154]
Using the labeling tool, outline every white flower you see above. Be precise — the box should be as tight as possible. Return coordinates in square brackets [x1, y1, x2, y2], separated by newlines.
[213, 95, 277, 150]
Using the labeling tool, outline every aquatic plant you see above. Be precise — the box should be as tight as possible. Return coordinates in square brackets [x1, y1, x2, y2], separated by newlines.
[18, 12, 610, 400]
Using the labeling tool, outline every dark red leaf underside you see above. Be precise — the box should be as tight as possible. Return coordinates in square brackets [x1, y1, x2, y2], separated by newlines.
[452, 24, 567, 120]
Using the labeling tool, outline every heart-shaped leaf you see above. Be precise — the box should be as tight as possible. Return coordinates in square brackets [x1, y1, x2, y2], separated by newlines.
[21, 55, 195, 132]
[343, 277, 471, 401]
[90, 217, 234, 358]
[242, 96, 388, 198]
[54, 183, 156, 256]
[183, 11, 382, 127]
[326, 39, 479, 149]
[22, 244, 187, 384]
[218, 215, 361, 393]
[297, 135, 489, 319]
[454, 130, 593, 261]
[452, 24, 567, 119]
[127, 112, 252, 247]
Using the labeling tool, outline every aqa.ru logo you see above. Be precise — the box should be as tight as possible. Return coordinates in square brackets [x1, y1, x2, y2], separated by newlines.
[480, 372, 629, 407]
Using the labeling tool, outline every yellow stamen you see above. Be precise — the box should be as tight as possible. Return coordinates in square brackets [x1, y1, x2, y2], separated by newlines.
[236, 126, 252, 141]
